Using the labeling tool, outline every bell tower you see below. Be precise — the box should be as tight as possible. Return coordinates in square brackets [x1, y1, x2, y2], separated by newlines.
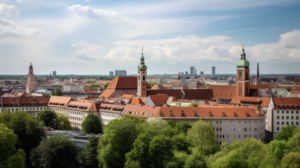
[137, 47, 147, 97]
[236, 46, 250, 97]
[26, 62, 36, 94]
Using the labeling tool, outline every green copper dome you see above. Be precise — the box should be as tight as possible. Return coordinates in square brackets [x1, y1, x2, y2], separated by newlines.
[138, 48, 147, 71]
[29, 62, 33, 68]
[236, 46, 250, 70]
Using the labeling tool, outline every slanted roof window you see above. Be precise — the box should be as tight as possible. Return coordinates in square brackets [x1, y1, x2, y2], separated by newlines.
[246, 113, 250, 117]
[160, 111, 164, 117]
[181, 110, 186, 117]
[141, 112, 144, 116]
[209, 112, 214, 117]
[222, 112, 227, 117]
[170, 110, 174, 117]
[194, 111, 199, 117]
[234, 113, 238, 117]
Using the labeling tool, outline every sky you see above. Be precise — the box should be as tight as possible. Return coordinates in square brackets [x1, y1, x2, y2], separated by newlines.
[0, 0, 300, 75]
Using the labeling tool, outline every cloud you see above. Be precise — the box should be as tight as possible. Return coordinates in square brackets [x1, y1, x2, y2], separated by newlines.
[0, 3, 20, 16]
[76, 53, 96, 60]
[68, 5, 126, 21]
[0, 19, 40, 37]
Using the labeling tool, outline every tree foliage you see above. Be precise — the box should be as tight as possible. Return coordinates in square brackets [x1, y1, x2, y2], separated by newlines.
[0, 123, 26, 168]
[37, 110, 57, 127]
[103, 82, 110, 90]
[30, 135, 78, 168]
[54, 113, 72, 130]
[51, 88, 63, 96]
[147, 82, 157, 87]
[87, 83, 101, 88]
[81, 113, 102, 134]
[77, 135, 99, 168]
[0, 111, 46, 167]
[275, 125, 298, 141]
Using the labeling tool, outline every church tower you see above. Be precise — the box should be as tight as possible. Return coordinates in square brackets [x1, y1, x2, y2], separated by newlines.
[236, 46, 250, 97]
[26, 62, 36, 94]
[137, 47, 147, 97]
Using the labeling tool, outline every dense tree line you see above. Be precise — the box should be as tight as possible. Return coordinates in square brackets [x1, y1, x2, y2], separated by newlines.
[37, 110, 72, 130]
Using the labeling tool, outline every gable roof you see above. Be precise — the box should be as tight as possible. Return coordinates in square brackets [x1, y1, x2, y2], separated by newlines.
[149, 94, 169, 106]
[250, 85, 271, 90]
[231, 96, 271, 107]
[147, 89, 213, 100]
[106, 76, 151, 89]
[65, 101, 98, 112]
[208, 85, 236, 100]
[98, 90, 115, 98]
[48, 96, 72, 108]
[131, 98, 145, 105]
[121, 94, 134, 99]
[273, 97, 300, 109]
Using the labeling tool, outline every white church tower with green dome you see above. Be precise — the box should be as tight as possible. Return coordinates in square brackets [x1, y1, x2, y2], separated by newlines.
[137, 47, 147, 97]
[236, 46, 250, 97]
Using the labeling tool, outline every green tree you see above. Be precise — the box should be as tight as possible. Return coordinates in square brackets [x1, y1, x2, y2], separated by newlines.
[284, 86, 292, 92]
[0, 123, 26, 168]
[147, 82, 157, 87]
[54, 113, 72, 130]
[104, 82, 110, 90]
[85, 80, 92, 83]
[77, 135, 99, 168]
[52, 88, 63, 96]
[281, 152, 300, 168]
[175, 121, 192, 134]
[15, 80, 19, 84]
[81, 113, 102, 134]
[275, 125, 298, 141]
[0, 111, 46, 167]
[87, 83, 100, 88]
[188, 103, 200, 107]
[98, 115, 145, 168]
[37, 110, 57, 127]
[187, 120, 218, 155]
[149, 135, 174, 168]
[30, 135, 78, 168]
[184, 149, 207, 168]
[42, 94, 50, 96]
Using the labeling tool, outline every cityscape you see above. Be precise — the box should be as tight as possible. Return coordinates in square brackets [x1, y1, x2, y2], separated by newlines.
[1, 0, 300, 168]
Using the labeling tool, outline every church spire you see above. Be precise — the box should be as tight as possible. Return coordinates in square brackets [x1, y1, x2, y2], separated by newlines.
[240, 46, 246, 60]
[29, 61, 33, 68]
[138, 46, 147, 70]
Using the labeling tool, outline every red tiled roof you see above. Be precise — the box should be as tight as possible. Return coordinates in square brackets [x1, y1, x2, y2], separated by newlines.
[48, 96, 72, 107]
[65, 101, 98, 112]
[122, 94, 134, 99]
[131, 98, 145, 105]
[273, 97, 300, 109]
[208, 85, 236, 100]
[99, 103, 125, 113]
[2, 97, 18, 106]
[231, 96, 271, 107]
[122, 104, 161, 118]
[250, 85, 271, 90]
[147, 89, 213, 100]
[106, 77, 151, 89]
[149, 94, 169, 106]
[98, 90, 115, 98]
[20, 96, 50, 106]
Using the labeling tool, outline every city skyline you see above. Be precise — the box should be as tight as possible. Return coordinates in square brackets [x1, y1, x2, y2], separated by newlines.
[0, 0, 300, 74]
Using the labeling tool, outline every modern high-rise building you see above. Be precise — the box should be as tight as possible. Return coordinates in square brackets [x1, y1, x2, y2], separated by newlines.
[53, 71, 56, 77]
[115, 70, 127, 76]
[190, 66, 195, 76]
[185, 71, 188, 75]
[109, 71, 113, 76]
[195, 69, 197, 77]
[200, 71, 204, 75]
[212, 66, 215, 76]
[181, 72, 184, 75]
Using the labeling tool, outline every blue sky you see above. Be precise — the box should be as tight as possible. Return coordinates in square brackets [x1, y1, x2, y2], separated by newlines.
[0, 0, 300, 75]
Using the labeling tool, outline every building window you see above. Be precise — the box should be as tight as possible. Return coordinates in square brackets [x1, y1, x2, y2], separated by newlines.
[220, 128, 222, 131]
[297, 111, 299, 114]
[227, 135, 229, 138]
[287, 116, 289, 119]
[291, 111, 294, 114]
[216, 128, 218, 131]
[277, 122, 279, 125]
[244, 135, 247, 138]
[286, 111, 289, 114]
[143, 75, 145, 81]
[239, 72, 242, 79]
[254, 135, 257, 138]
[277, 111, 279, 114]
[254, 128, 257, 131]
[216, 121, 218, 124]
[277, 127, 280, 131]
[287, 122, 289, 125]
[239, 135, 240, 138]
[219, 135, 221, 138]
[239, 121, 241, 123]
[282, 111, 284, 114]
[282, 116, 284, 119]
[292, 116, 294, 120]
[254, 121, 257, 124]
[244, 121, 247, 124]
[297, 122, 299, 125]
[277, 116, 280, 119]
[249, 121, 251, 123]
[282, 122, 284, 125]
[244, 128, 247, 132]
[291, 122, 294, 125]
[220, 121, 222, 124]
[297, 116, 299, 120]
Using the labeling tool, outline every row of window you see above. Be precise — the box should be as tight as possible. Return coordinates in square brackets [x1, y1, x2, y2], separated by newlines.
[101, 113, 117, 118]
[71, 122, 81, 127]
[67, 110, 84, 116]
[233, 128, 258, 131]
[68, 116, 83, 121]
[277, 116, 299, 120]
[6, 107, 47, 111]
[212, 120, 260, 124]
[277, 110, 299, 114]
[216, 134, 258, 139]
[102, 119, 111, 122]
[277, 122, 299, 126]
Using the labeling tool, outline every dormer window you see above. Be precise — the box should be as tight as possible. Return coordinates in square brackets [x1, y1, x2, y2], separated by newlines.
[234, 113, 238, 117]
[170, 110, 174, 117]
[222, 112, 227, 117]
[181, 110, 186, 117]
[194, 111, 199, 117]
[209, 112, 214, 117]
[160, 111, 164, 117]
[246, 113, 250, 117]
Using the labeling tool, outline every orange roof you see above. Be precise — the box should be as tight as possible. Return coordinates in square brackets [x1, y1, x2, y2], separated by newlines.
[121, 94, 134, 99]
[131, 98, 145, 105]
[273, 97, 300, 109]
[149, 94, 169, 106]
[48, 96, 72, 107]
[231, 96, 271, 107]
[208, 85, 236, 100]
[151, 85, 158, 90]
[99, 103, 125, 113]
[65, 101, 98, 112]
[121, 105, 264, 119]
[98, 90, 115, 98]
[250, 85, 271, 90]
[147, 89, 213, 100]
[106, 77, 151, 89]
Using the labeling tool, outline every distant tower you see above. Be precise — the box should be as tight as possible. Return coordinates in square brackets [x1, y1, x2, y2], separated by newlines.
[137, 47, 147, 97]
[26, 62, 36, 94]
[195, 69, 197, 78]
[236, 46, 250, 96]
[256, 63, 261, 85]
[178, 72, 180, 79]
[50, 72, 52, 78]
[212, 66, 215, 75]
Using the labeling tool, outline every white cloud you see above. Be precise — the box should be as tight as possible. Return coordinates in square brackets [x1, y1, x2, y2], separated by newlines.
[68, 5, 126, 21]
[0, 19, 40, 37]
[0, 3, 20, 16]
